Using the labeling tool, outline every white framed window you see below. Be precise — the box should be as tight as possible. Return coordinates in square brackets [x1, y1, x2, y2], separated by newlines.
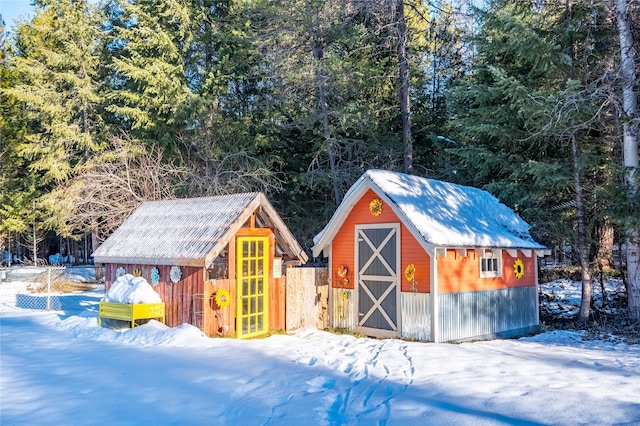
[480, 251, 502, 278]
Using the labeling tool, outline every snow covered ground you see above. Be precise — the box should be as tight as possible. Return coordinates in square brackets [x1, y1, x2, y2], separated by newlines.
[540, 276, 627, 319]
[0, 266, 103, 312]
[1, 269, 639, 425]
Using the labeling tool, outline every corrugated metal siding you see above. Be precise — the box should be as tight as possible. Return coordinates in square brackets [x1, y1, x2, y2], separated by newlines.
[401, 292, 431, 341]
[438, 286, 537, 342]
[330, 287, 357, 330]
[93, 193, 258, 263]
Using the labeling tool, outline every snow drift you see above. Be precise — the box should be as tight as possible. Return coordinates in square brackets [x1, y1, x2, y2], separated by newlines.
[101, 273, 161, 304]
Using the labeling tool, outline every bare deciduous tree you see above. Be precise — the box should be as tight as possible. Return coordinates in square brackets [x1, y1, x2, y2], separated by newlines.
[44, 135, 183, 245]
[181, 148, 281, 198]
[23, 228, 46, 265]
[44, 134, 281, 247]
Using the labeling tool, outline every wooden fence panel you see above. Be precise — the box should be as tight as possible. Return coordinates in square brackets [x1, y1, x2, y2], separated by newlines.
[286, 267, 328, 331]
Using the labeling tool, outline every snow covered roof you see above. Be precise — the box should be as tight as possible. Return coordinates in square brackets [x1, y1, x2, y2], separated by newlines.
[93, 192, 308, 267]
[312, 169, 546, 257]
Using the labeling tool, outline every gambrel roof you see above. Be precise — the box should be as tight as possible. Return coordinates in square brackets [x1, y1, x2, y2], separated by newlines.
[93, 192, 308, 267]
[313, 169, 547, 257]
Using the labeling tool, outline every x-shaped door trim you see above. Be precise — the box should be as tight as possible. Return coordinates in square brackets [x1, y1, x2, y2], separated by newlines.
[356, 225, 400, 333]
[358, 278, 397, 330]
[358, 228, 397, 278]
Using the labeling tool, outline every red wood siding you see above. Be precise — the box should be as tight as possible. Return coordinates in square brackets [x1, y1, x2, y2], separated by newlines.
[103, 227, 288, 336]
[437, 249, 537, 293]
[330, 189, 431, 293]
[205, 278, 229, 335]
[104, 263, 205, 328]
[105, 228, 286, 336]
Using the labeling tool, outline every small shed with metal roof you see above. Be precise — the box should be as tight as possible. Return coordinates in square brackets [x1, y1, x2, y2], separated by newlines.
[312, 169, 549, 342]
[92, 192, 308, 338]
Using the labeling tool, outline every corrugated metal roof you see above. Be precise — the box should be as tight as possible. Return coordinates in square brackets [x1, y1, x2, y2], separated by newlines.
[92, 193, 307, 266]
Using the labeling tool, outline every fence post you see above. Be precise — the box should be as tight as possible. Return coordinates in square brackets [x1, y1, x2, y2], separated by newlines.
[47, 268, 51, 311]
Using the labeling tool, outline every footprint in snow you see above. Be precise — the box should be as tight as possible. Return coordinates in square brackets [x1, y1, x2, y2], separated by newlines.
[305, 376, 336, 394]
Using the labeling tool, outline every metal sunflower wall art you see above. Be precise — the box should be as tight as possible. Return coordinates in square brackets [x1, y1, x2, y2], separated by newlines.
[214, 289, 231, 309]
[369, 197, 383, 217]
[404, 264, 416, 282]
[514, 258, 525, 279]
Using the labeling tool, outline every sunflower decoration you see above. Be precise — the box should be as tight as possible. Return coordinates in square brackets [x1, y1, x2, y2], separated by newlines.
[514, 258, 525, 279]
[369, 197, 383, 217]
[404, 264, 416, 282]
[342, 290, 350, 300]
[213, 289, 231, 309]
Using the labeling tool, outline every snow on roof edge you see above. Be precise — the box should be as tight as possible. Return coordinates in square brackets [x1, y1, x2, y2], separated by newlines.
[312, 169, 546, 257]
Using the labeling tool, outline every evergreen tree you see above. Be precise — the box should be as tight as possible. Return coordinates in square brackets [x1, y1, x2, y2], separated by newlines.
[3, 0, 105, 242]
[182, 0, 282, 197]
[103, 0, 279, 196]
[449, 0, 619, 321]
[412, 0, 465, 178]
[103, 0, 199, 148]
[1, 20, 35, 244]
[241, 0, 412, 248]
[8, 0, 105, 184]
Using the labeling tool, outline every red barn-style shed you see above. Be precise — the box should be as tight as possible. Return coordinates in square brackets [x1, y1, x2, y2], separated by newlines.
[312, 170, 549, 342]
[92, 193, 307, 338]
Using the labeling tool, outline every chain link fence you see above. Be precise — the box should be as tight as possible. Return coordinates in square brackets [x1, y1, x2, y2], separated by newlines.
[0, 266, 104, 313]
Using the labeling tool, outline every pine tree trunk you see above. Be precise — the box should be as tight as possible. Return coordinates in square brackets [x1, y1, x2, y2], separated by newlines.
[596, 223, 614, 269]
[310, 14, 341, 205]
[32, 223, 37, 265]
[317, 75, 341, 205]
[6, 232, 11, 267]
[614, 0, 640, 322]
[396, 0, 412, 174]
[32, 200, 38, 265]
[572, 134, 592, 323]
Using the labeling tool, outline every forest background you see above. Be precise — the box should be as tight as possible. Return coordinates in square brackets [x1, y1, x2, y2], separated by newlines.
[1, 0, 639, 322]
